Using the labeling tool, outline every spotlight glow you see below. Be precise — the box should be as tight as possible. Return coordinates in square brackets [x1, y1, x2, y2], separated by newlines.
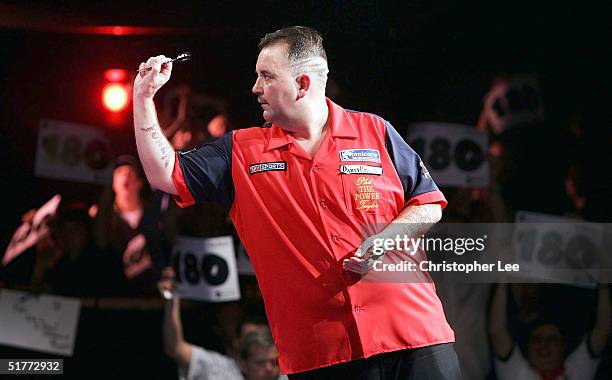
[102, 83, 129, 112]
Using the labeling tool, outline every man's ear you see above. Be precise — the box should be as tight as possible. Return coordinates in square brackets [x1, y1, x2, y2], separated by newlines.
[296, 74, 311, 100]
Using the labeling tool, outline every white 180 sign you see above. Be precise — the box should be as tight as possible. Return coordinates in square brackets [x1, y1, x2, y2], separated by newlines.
[171, 236, 241, 302]
[35, 119, 113, 185]
[407, 123, 489, 187]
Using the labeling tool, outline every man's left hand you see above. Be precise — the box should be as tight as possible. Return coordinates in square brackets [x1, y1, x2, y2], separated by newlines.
[342, 236, 384, 275]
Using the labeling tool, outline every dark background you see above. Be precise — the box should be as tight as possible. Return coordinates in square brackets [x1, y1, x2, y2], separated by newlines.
[0, 1, 610, 378]
[1, 1, 609, 233]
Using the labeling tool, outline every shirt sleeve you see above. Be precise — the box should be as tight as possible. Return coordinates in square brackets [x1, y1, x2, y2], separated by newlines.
[493, 345, 534, 380]
[564, 335, 601, 380]
[172, 132, 235, 211]
[179, 345, 243, 380]
[384, 121, 447, 209]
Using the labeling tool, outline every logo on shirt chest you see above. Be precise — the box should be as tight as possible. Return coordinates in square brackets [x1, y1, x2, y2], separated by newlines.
[353, 176, 382, 211]
[249, 161, 287, 175]
[340, 164, 383, 175]
[339, 149, 381, 163]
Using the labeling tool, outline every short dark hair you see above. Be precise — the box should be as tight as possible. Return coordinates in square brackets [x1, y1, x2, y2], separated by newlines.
[528, 315, 567, 343]
[235, 303, 269, 337]
[258, 26, 327, 63]
[238, 327, 276, 360]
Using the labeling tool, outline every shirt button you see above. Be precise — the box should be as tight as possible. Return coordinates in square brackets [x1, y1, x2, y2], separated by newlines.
[354, 306, 361, 313]
[331, 234, 339, 243]
[313, 165, 319, 171]
[320, 200, 328, 208]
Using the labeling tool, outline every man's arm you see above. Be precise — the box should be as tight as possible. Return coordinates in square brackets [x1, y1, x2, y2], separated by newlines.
[158, 268, 192, 371]
[133, 55, 178, 194]
[163, 297, 193, 371]
[343, 203, 441, 274]
[488, 282, 514, 359]
[91, 186, 114, 249]
[589, 283, 610, 356]
[383, 203, 441, 232]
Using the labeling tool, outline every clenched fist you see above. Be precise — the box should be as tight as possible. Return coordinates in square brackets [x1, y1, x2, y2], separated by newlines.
[133, 55, 173, 99]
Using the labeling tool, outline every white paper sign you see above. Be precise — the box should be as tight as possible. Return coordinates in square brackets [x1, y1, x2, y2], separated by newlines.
[0, 289, 81, 356]
[35, 119, 113, 184]
[407, 123, 489, 187]
[2, 194, 62, 266]
[512, 211, 603, 288]
[171, 235, 240, 302]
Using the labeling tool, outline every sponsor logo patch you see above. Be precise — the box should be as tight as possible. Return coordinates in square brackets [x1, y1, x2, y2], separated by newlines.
[419, 161, 431, 178]
[340, 164, 383, 175]
[339, 149, 381, 163]
[249, 161, 287, 175]
[353, 176, 382, 211]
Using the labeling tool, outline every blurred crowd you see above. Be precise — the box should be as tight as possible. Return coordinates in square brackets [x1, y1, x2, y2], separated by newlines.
[0, 77, 610, 380]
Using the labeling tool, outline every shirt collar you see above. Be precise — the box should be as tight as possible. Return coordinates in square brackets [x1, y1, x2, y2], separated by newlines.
[537, 366, 565, 380]
[266, 123, 293, 151]
[265, 98, 358, 152]
[326, 97, 359, 139]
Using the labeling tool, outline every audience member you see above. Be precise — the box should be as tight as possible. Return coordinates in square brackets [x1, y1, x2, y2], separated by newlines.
[40, 201, 104, 296]
[489, 282, 610, 380]
[158, 267, 286, 380]
[158, 86, 233, 248]
[91, 154, 160, 295]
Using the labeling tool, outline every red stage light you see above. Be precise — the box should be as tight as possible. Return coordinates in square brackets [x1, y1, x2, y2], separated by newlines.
[102, 83, 129, 112]
[103, 69, 128, 82]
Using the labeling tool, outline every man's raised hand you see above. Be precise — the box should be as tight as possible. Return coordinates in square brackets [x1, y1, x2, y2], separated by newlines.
[134, 55, 173, 99]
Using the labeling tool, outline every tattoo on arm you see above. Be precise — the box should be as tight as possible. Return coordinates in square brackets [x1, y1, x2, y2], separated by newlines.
[141, 126, 171, 168]
[382, 205, 438, 241]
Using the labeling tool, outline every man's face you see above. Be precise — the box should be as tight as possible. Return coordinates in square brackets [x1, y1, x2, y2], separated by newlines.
[208, 115, 228, 138]
[527, 324, 564, 372]
[240, 345, 280, 380]
[170, 129, 192, 150]
[252, 43, 298, 125]
[112, 164, 143, 196]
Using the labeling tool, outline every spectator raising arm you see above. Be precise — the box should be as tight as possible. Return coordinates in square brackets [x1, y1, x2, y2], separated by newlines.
[91, 185, 114, 250]
[488, 282, 514, 359]
[158, 267, 192, 372]
[162, 85, 190, 141]
[589, 283, 611, 356]
[133, 55, 178, 194]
